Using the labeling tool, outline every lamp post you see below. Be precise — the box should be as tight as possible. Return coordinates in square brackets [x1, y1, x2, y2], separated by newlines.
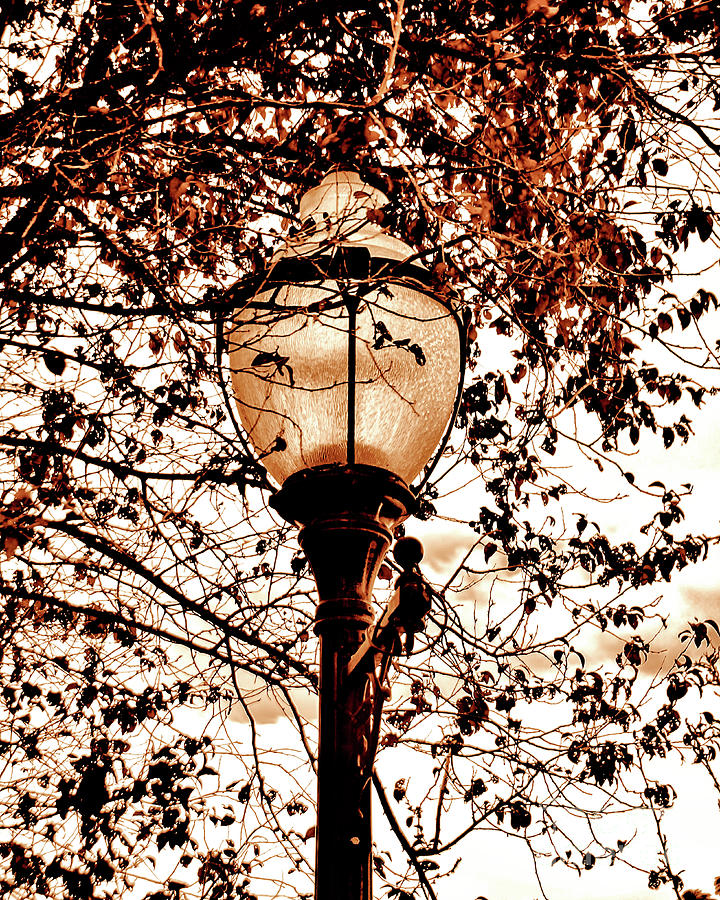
[226, 171, 462, 900]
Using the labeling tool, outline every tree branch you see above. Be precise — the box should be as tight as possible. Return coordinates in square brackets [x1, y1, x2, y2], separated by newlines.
[372, 770, 439, 900]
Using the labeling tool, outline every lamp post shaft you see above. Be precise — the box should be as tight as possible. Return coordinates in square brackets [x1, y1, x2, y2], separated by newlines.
[301, 516, 391, 900]
[269, 465, 416, 900]
[315, 626, 373, 900]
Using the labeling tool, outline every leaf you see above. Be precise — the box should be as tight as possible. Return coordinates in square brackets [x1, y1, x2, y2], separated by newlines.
[251, 350, 294, 384]
[43, 351, 66, 375]
[372, 321, 392, 349]
[509, 802, 531, 829]
[510, 363, 527, 384]
[251, 350, 281, 367]
[677, 306, 692, 329]
[149, 332, 165, 356]
[698, 211, 713, 242]
[169, 176, 189, 202]
[525, 0, 559, 15]
[408, 343, 426, 366]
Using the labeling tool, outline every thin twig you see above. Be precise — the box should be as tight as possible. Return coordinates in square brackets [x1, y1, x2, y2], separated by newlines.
[369, 0, 405, 105]
[372, 770, 439, 900]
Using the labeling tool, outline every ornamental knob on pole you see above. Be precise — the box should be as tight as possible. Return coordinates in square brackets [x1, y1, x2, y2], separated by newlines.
[226, 171, 463, 900]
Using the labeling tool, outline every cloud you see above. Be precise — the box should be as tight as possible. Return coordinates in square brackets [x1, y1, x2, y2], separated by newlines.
[230, 683, 317, 726]
[418, 526, 475, 575]
[678, 582, 720, 621]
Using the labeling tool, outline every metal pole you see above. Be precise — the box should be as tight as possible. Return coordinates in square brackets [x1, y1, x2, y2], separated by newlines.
[302, 516, 390, 900]
[269, 465, 415, 900]
[346, 294, 358, 468]
[314, 616, 373, 900]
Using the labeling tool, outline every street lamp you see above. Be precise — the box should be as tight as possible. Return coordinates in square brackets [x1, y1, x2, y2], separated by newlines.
[226, 171, 462, 900]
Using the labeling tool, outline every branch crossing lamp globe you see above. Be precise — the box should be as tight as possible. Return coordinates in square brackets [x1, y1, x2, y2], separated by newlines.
[226, 171, 463, 900]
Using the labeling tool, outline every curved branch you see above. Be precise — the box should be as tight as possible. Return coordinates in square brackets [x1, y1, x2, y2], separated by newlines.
[42, 519, 313, 681]
[372, 770, 439, 900]
[0, 434, 263, 488]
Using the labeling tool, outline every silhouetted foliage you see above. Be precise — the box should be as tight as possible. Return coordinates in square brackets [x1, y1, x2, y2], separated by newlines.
[2, 1, 720, 898]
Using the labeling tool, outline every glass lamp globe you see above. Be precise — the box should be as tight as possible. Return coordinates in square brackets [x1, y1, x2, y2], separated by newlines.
[227, 171, 461, 488]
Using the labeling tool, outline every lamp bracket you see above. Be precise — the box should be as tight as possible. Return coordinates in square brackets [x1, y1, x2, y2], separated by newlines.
[346, 538, 433, 679]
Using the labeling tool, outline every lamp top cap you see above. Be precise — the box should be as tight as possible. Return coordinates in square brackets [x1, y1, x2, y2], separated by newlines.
[298, 171, 389, 223]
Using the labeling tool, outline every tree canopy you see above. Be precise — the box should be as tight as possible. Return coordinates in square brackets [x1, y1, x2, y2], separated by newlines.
[2, 1, 720, 898]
